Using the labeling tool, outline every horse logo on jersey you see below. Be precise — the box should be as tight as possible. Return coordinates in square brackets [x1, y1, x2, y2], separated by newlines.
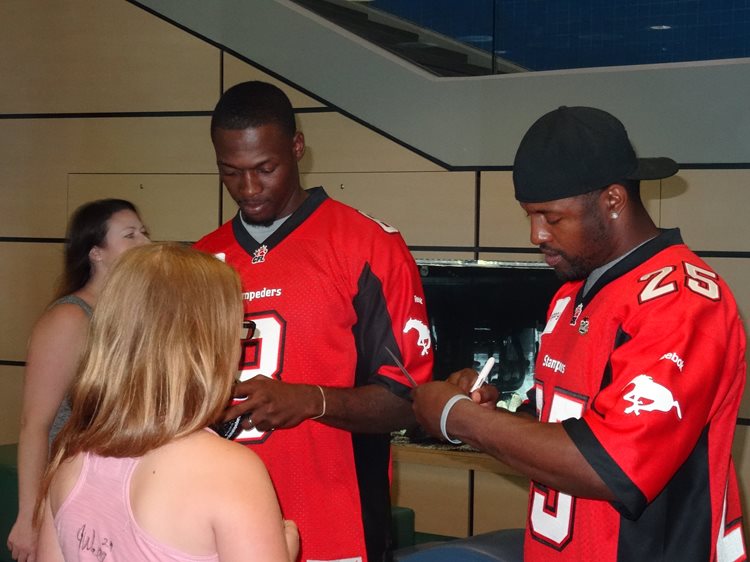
[403, 318, 431, 356]
[622, 374, 682, 419]
[252, 244, 268, 264]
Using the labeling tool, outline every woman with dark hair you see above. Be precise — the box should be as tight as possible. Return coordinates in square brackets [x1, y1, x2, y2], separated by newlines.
[7, 199, 150, 562]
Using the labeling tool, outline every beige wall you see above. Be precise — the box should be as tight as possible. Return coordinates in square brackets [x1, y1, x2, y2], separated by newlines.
[2, 0, 749, 537]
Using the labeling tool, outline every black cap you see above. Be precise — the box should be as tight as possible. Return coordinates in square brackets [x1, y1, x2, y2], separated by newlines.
[513, 106, 678, 203]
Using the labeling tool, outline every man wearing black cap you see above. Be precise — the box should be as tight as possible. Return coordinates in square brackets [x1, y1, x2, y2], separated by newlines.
[413, 107, 747, 561]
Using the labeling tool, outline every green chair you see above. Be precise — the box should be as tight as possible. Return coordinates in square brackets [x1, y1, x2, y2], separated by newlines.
[391, 505, 416, 550]
[0, 443, 18, 562]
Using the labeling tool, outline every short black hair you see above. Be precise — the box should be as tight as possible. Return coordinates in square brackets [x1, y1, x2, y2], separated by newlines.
[211, 81, 296, 137]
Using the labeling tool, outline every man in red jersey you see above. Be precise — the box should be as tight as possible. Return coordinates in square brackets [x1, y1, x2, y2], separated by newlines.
[413, 106, 746, 562]
[194, 81, 433, 562]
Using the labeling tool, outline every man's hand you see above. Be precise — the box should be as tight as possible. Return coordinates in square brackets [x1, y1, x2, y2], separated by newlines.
[411, 367, 500, 442]
[223, 377, 323, 432]
[446, 368, 500, 407]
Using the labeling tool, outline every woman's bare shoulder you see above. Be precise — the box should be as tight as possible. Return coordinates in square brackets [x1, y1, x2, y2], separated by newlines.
[133, 430, 275, 527]
[31, 300, 90, 341]
[143, 430, 269, 481]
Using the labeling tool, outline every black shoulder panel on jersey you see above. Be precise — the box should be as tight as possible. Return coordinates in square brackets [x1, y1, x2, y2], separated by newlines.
[562, 417, 646, 519]
[351, 262, 403, 390]
[563, 419, 713, 561]
[617, 427, 711, 562]
[592, 326, 633, 418]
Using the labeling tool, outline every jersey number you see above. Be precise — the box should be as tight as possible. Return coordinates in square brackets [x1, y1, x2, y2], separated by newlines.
[235, 312, 286, 441]
[529, 392, 586, 550]
[638, 262, 720, 304]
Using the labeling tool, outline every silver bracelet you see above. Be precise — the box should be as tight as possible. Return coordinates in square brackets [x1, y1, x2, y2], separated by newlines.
[310, 385, 326, 420]
[439, 394, 472, 444]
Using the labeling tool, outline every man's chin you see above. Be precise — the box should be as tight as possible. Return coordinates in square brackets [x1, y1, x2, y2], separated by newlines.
[240, 211, 274, 228]
[550, 259, 586, 282]
[555, 265, 589, 282]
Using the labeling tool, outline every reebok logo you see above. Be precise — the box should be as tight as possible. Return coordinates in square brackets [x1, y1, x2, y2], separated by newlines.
[660, 352, 684, 372]
[542, 355, 566, 374]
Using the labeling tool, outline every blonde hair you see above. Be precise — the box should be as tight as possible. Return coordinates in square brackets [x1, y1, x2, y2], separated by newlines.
[37, 243, 242, 521]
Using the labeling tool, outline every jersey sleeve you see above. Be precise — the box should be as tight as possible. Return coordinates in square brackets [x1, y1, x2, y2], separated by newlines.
[350, 228, 433, 397]
[567, 277, 744, 518]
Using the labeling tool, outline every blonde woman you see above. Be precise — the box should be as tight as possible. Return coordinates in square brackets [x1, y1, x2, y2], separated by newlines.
[35, 244, 298, 562]
[8, 199, 149, 562]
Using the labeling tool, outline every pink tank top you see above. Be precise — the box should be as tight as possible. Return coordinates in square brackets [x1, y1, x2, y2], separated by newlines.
[54, 453, 219, 562]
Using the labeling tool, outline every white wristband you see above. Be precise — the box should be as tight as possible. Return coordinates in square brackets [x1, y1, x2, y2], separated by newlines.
[310, 385, 326, 420]
[439, 394, 472, 444]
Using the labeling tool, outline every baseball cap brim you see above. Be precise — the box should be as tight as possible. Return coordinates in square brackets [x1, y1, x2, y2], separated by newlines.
[628, 157, 679, 181]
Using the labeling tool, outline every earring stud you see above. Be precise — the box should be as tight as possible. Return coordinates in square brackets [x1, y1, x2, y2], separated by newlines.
[610, 212, 619, 219]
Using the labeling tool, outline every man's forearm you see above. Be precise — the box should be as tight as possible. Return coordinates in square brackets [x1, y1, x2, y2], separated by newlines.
[319, 384, 416, 433]
[451, 400, 615, 500]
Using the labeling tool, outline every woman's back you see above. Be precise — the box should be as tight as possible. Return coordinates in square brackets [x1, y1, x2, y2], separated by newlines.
[47, 429, 292, 561]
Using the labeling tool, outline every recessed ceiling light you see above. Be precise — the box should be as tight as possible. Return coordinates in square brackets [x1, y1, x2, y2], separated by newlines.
[649, 25, 672, 30]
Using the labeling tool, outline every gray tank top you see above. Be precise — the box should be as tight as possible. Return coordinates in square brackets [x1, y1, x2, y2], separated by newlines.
[48, 295, 93, 445]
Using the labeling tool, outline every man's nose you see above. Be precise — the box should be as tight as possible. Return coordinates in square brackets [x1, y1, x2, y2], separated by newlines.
[239, 170, 262, 195]
[529, 216, 550, 246]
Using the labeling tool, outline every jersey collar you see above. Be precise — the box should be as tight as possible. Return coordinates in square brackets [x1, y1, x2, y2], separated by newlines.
[231, 186, 329, 256]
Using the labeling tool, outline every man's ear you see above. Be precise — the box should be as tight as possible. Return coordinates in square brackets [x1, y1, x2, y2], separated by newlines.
[292, 131, 306, 161]
[604, 183, 628, 216]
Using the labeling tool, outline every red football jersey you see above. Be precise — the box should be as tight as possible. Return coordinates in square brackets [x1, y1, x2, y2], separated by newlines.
[195, 187, 433, 562]
[526, 229, 746, 561]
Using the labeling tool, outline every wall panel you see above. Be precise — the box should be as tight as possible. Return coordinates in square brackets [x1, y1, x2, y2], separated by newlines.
[301, 172, 475, 247]
[391, 461, 470, 537]
[660, 170, 750, 251]
[0, 118, 213, 237]
[297, 113, 443, 174]
[68, 174, 220, 243]
[479, 172, 532, 250]
[472, 472, 529, 535]
[704, 258, 750, 418]
[0, 244, 63, 361]
[0, 0, 219, 114]
[413, 251, 476, 261]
